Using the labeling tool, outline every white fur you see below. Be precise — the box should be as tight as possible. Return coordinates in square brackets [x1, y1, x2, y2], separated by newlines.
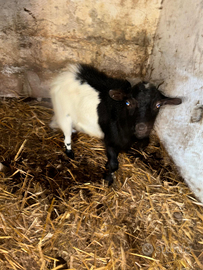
[0, 163, 4, 171]
[143, 82, 151, 89]
[51, 64, 104, 151]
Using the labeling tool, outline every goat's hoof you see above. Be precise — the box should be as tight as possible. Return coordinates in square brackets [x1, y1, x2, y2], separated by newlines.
[65, 149, 74, 159]
[108, 179, 114, 187]
[104, 173, 114, 186]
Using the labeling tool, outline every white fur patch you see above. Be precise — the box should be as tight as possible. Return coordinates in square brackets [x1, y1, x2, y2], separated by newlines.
[0, 163, 4, 171]
[51, 64, 104, 145]
[49, 115, 59, 129]
[143, 82, 151, 89]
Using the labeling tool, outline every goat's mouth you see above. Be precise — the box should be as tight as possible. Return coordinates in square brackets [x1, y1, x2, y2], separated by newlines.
[134, 123, 151, 139]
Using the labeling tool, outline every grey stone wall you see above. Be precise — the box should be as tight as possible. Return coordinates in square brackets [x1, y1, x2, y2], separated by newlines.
[0, 0, 162, 97]
[148, 0, 203, 203]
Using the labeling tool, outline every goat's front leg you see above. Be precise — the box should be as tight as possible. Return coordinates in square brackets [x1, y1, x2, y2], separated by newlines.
[105, 145, 119, 186]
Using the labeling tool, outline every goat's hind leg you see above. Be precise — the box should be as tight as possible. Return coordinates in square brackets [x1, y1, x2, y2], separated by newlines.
[59, 114, 74, 159]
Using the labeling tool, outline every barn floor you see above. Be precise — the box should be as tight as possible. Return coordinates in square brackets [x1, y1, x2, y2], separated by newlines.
[0, 98, 203, 270]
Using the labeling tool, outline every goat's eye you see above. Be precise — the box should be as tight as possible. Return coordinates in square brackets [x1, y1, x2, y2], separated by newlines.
[126, 100, 130, 106]
[156, 103, 161, 109]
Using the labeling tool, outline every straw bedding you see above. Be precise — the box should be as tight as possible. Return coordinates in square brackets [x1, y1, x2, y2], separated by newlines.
[0, 98, 202, 270]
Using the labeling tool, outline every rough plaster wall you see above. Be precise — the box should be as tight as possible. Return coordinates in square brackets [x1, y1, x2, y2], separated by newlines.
[0, 0, 162, 97]
[148, 0, 203, 203]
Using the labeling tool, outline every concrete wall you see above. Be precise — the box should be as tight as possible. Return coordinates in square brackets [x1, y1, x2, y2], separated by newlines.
[148, 0, 203, 203]
[0, 0, 162, 97]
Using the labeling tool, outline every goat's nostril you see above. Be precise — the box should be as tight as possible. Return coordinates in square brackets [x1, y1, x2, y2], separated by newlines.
[136, 123, 147, 132]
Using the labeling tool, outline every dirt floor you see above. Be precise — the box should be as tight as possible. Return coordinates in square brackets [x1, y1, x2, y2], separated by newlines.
[0, 98, 203, 270]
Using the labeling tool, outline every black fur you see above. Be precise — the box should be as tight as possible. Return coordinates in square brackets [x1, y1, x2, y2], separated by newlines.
[74, 64, 182, 185]
[76, 64, 131, 94]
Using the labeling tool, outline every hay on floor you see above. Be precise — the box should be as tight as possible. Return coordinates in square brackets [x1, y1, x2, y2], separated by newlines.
[0, 98, 203, 270]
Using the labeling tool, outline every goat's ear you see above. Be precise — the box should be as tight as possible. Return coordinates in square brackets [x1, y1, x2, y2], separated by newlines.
[162, 97, 182, 105]
[109, 89, 126, 101]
